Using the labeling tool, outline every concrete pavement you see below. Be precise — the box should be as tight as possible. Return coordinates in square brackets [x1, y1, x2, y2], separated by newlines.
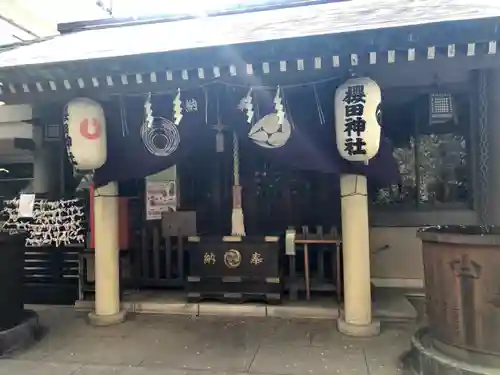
[0, 306, 414, 375]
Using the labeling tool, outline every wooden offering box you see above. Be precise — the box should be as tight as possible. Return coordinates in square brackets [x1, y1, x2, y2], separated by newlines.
[187, 235, 282, 304]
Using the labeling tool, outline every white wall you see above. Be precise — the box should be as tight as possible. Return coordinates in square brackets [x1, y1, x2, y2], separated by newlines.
[0, 104, 34, 158]
[370, 227, 425, 289]
[0, 104, 53, 194]
[0, 104, 32, 122]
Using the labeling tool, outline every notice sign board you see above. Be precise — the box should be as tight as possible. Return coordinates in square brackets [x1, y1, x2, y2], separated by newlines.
[145, 180, 177, 220]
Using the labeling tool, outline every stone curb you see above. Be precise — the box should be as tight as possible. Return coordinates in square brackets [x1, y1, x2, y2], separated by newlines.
[74, 299, 414, 321]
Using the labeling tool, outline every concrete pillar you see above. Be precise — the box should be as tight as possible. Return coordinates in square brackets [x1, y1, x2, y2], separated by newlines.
[337, 174, 380, 337]
[87, 181, 126, 326]
[486, 70, 500, 225]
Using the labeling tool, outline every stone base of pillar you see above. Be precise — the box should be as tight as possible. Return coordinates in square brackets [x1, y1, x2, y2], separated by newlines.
[337, 317, 381, 337]
[87, 310, 127, 327]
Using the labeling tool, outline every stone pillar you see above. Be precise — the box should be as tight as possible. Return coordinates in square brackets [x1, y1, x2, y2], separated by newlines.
[337, 174, 380, 337]
[486, 70, 500, 225]
[87, 181, 126, 326]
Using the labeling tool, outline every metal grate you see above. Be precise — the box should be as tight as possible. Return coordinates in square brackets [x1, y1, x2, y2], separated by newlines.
[23, 247, 79, 305]
[429, 93, 454, 124]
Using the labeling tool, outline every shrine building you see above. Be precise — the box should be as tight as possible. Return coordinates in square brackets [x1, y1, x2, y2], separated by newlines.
[0, 0, 498, 334]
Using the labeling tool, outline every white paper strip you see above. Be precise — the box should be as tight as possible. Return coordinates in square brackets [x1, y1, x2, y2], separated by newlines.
[350, 54, 358, 66]
[489, 41, 497, 55]
[297, 59, 304, 70]
[314, 57, 322, 69]
[408, 48, 415, 61]
[388, 50, 396, 63]
[427, 46, 436, 59]
[18, 194, 35, 218]
[332, 55, 340, 67]
[447, 44, 456, 58]
[467, 43, 476, 56]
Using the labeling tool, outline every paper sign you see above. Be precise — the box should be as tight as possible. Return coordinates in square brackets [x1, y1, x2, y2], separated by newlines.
[18, 194, 35, 218]
[146, 181, 177, 220]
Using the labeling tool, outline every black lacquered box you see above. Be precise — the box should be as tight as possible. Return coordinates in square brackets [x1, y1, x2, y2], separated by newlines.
[186, 235, 282, 304]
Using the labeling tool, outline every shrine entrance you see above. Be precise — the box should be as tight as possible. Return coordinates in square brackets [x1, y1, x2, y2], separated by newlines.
[125, 130, 344, 300]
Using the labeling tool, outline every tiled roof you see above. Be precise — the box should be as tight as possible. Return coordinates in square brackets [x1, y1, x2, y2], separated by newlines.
[0, 0, 498, 68]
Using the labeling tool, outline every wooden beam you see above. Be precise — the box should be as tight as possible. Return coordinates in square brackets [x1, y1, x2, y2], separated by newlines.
[0, 52, 497, 106]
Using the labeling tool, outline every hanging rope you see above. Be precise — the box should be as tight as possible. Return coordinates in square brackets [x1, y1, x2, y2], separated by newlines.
[231, 131, 245, 236]
[119, 95, 129, 137]
[313, 84, 325, 125]
[215, 91, 225, 153]
[109, 75, 341, 99]
[233, 131, 240, 186]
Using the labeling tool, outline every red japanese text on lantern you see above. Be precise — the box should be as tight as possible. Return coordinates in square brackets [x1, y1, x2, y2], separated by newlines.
[79, 118, 102, 140]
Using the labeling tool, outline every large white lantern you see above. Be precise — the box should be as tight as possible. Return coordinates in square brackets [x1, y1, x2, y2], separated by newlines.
[64, 98, 107, 170]
[335, 77, 381, 162]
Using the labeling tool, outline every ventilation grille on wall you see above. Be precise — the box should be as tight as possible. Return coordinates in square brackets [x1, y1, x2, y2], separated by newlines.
[44, 123, 61, 141]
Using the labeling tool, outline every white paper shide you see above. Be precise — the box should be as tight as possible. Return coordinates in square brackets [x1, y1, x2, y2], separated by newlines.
[335, 77, 381, 162]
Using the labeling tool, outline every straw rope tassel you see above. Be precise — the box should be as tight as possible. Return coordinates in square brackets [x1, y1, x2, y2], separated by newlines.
[231, 131, 245, 236]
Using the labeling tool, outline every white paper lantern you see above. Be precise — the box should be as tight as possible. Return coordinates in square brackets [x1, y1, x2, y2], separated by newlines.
[64, 98, 107, 170]
[335, 77, 381, 162]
